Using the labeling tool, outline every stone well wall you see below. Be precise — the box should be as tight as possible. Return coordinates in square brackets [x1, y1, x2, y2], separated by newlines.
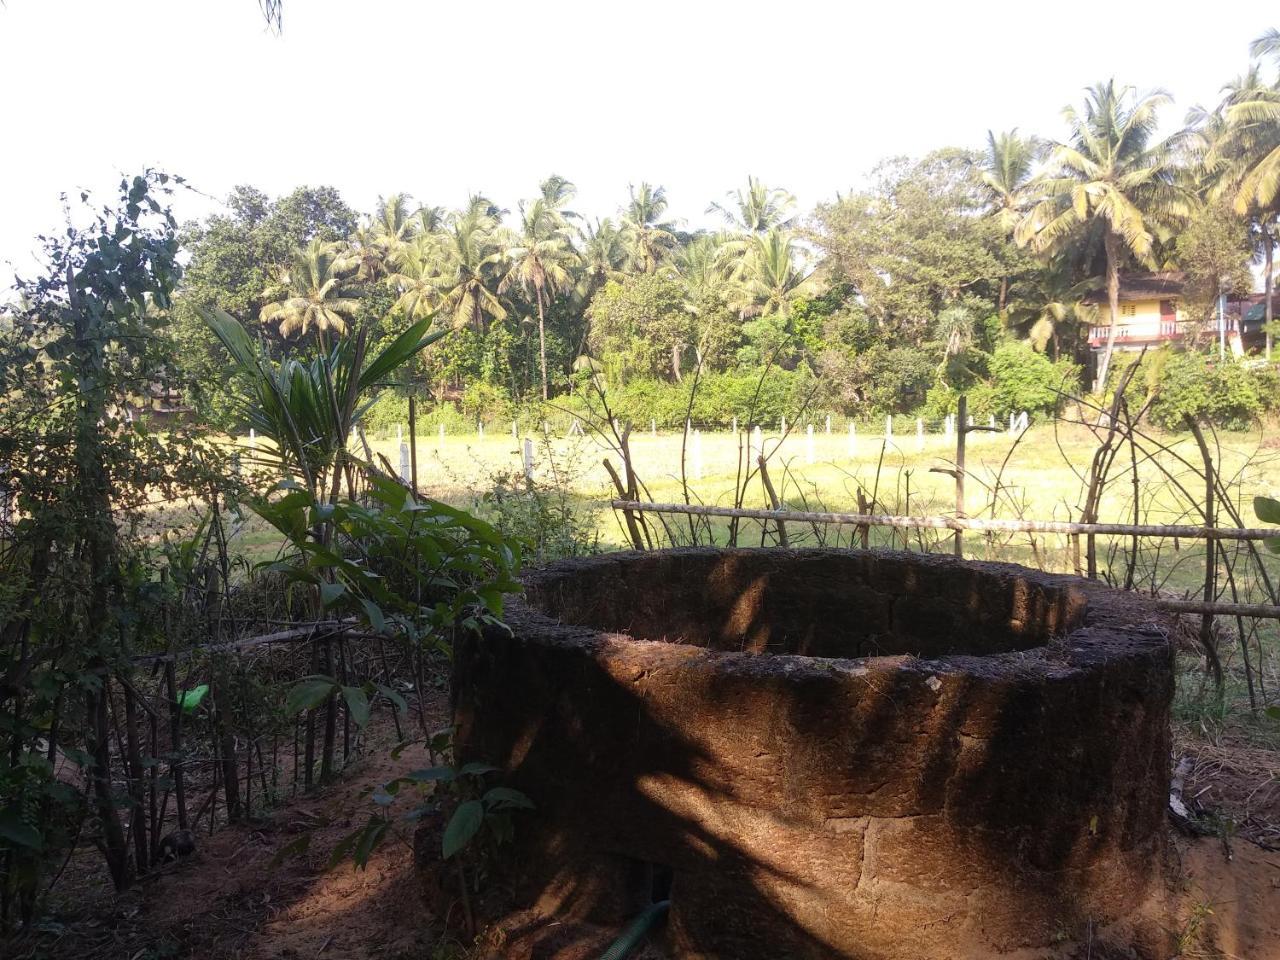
[452, 548, 1175, 959]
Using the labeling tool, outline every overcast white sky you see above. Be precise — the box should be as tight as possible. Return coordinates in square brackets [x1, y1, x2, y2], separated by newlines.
[1, 1, 1276, 287]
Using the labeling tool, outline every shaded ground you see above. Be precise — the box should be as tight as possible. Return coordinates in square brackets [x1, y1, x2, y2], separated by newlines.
[4, 699, 460, 960]
[5, 689, 1279, 960]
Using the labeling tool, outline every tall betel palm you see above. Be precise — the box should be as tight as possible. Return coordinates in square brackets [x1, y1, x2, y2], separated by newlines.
[260, 238, 361, 346]
[1211, 30, 1280, 358]
[501, 189, 579, 400]
[1016, 81, 1191, 391]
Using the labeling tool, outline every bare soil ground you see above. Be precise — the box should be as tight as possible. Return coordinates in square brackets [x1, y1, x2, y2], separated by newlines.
[6, 708, 1279, 960]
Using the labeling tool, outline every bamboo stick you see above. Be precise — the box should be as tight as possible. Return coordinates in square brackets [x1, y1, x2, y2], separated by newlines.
[608, 500, 1279, 541]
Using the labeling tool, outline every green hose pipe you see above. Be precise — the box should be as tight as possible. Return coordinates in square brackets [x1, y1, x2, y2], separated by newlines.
[597, 899, 671, 960]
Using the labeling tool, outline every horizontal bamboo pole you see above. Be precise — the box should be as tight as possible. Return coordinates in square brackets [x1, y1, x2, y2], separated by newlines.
[1152, 598, 1280, 620]
[609, 501, 1279, 542]
[132, 620, 356, 665]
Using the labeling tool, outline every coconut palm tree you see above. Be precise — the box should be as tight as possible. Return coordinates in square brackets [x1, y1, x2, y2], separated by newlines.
[433, 198, 509, 332]
[738, 229, 810, 318]
[621, 182, 678, 273]
[707, 177, 796, 233]
[389, 234, 443, 322]
[413, 204, 447, 235]
[979, 130, 1039, 318]
[1210, 39, 1280, 357]
[539, 174, 579, 220]
[259, 239, 361, 346]
[500, 196, 578, 399]
[1016, 81, 1191, 391]
[575, 218, 628, 303]
[980, 130, 1039, 232]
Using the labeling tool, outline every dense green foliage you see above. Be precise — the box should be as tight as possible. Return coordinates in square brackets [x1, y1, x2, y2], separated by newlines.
[165, 56, 1280, 433]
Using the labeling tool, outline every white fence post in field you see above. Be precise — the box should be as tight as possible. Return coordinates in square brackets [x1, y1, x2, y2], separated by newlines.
[806, 424, 815, 464]
[732, 416, 738, 438]
[692, 430, 704, 479]
[848, 422, 857, 457]
[781, 415, 787, 435]
[753, 425, 763, 460]
[511, 420, 518, 439]
[1019, 411, 1029, 431]
[399, 441, 411, 483]
[825, 414, 831, 435]
[396, 424, 402, 444]
[916, 418, 924, 451]
[651, 418, 657, 437]
[944, 415, 952, 438]
[522, 438, 534, 483]
[439, 423, 445, 445]
[988, 414, 996, 438]
[1008, 412, 1015, 435]
[885, 415, 893, 440]
[248, 427, 256, 450]
[478, 421, 485, 440]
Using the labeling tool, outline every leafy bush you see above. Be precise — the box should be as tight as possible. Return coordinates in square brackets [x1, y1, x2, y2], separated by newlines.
[586, 368, 819, 429]
[1145, 351, 1280, 431]
[360, 391, 410, 437]
[981, 343, 1079, 417]
[461, 381, 514, 426]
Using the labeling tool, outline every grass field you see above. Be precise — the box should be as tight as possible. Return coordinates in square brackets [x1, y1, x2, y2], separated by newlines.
[211, 417, 1280, 748]
[341, 420, 1280, 561]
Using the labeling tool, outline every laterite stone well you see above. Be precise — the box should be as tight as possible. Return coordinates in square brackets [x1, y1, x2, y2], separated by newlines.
[452, 548, 1174, 959]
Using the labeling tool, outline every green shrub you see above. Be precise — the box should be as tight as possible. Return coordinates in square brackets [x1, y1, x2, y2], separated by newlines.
[983, 343, 1079, 417]
[461, 381, 515, 426]
[1146, 352, 1280, 431]
[360, 391, 410, 437]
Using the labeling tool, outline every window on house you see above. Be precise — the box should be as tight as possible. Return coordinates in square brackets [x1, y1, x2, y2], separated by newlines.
[1120, 304, 1136, 318]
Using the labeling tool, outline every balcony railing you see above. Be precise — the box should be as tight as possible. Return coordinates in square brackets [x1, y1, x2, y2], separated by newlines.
[1088, 318, 1234, 346]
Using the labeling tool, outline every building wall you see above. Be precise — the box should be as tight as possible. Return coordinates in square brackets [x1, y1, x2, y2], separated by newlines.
[1089, 298, 1182, 350]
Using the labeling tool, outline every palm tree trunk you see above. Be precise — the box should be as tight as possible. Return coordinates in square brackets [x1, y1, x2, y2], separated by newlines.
[1096, 233, 1121, 393]
[1265, 221, 1274, 361]
[536, 291, 549, 401]
[671, 343, 683, 383]
[998, 275, 1009, 320]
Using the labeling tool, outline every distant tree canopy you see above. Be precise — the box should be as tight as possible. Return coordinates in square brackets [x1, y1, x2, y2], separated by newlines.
[154, 31, 1280, 431]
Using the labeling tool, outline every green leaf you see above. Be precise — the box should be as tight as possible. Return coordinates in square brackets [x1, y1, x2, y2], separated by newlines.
[377, 684, 407, 716]
[442, 800, 484, 859]
[178, 683, 210, 714]
[326, 826, 363, 870]
[341, 685, 370, 728]
[353, 817, 390, 868]
[1254, 496, 1280, 525]
[268, 832, 311, 869]
[457, 762, 499, 778]
[360, 598, 386, 634]
[1265, 536, 1280, 557]
[286, 677, 336, 716]
[0, 810, 43, 850]
[406, 766, 456, 783]
[483, 787, 535, 811]
[319, 582, 346, 607]
[1265, 706, 1280, 721]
